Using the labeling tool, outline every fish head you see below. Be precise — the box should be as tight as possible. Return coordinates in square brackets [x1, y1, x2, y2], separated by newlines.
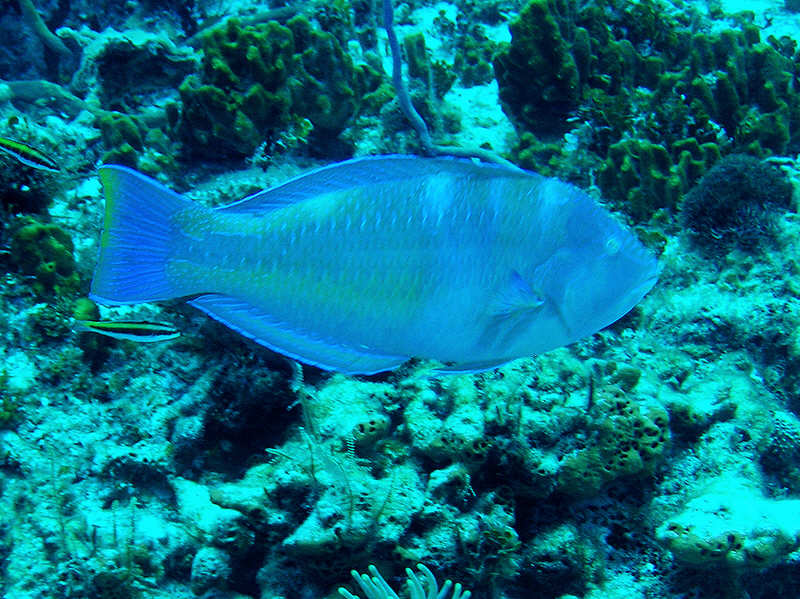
[532, 188, 659, 343]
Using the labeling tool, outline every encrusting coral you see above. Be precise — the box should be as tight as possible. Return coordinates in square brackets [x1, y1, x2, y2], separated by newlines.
[657, 479, 800, 569]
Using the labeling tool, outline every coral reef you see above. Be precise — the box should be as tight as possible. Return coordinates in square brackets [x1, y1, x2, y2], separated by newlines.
[194, 351, 673, 596]
[98, 112, 146, 168]
[598, 137, 721, 222]
[759, 410, 800, 493]
[556, 387, 669, 499]
[493, 0, 582, 135]
[0, 132, 59, 214]
[1, 2, 800, 599]
[450, 21, 497, 88]
[340, 563, 472, 599]
[657, 479, 800, 569]
[8, 217, 79, 298]
[521, 523, 602, 597]
[494, 0, 800, 220]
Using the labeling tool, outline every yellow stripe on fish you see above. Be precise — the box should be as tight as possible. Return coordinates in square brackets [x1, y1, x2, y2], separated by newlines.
[76, 319, 180, 342]
[0, 136, 59, 172]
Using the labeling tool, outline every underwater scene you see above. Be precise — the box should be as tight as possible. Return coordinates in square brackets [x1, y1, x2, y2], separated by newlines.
[1, 0, 800, 597]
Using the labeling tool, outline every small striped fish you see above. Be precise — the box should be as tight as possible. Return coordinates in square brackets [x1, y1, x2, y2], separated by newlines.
[77, 319, 180, 342]
[0, 136, 59, 172]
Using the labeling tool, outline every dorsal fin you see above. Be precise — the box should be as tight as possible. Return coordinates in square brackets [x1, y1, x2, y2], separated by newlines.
[216, 155, 535, 215]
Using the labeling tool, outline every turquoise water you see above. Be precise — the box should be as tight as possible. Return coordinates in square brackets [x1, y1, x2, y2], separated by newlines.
[0, 0, 799, 598]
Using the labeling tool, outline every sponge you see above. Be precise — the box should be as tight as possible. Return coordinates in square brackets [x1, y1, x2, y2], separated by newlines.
[656, 479, 800, 568]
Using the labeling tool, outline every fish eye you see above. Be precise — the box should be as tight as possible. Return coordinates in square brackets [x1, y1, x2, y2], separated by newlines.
[605, 235, 621, 255]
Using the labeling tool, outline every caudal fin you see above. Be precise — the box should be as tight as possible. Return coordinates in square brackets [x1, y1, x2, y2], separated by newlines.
[90, 165, 195, 305]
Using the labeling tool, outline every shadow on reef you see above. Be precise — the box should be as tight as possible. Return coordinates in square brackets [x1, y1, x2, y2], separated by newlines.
[169, 319, 300, 480]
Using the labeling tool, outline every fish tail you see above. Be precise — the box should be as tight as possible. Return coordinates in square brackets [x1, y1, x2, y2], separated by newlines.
[90, 165, 198, 304]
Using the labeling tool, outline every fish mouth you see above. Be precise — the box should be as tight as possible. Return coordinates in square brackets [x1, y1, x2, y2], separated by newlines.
[626, 238, 660, 298]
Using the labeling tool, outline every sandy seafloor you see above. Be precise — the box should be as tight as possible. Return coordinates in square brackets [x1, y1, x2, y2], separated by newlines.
[1, 0, 800, 598]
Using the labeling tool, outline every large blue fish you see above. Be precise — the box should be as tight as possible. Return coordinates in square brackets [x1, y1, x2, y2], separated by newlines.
[90, 156, 658, 374]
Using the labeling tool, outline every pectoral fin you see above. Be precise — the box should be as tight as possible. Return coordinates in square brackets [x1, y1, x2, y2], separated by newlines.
[489, 270, 545, 317]
[481, 271, 546, 349]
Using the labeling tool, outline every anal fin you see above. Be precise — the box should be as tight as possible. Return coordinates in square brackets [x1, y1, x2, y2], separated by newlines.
[189, 294, 406, 375]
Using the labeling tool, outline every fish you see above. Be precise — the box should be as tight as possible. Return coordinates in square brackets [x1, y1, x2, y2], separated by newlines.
[90, 156, 658, 374]
[0, 136, 59, 172]
[76, 319, 180, 342]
